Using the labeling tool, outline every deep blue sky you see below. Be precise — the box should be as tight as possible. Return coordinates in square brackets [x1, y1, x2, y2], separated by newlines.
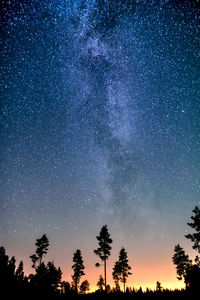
[1, 0, 200, 289]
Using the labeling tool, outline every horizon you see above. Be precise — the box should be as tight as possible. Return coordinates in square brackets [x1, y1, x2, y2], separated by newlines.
[3, 232, 186, 292]
[3, 222, 195, 291]
[1, 0, 200, 295]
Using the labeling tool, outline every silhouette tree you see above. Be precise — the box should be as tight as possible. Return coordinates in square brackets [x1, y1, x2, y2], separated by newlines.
[30, 234, 49, 267]
[31, 262, 49, 292]
[94, 225, 112, 291]
[29, 235, 62, 296]
[126, 287, 132, 294]
[61, 281, 71, 295]
[71, 249, 85, 293]
[47, 261, 62, 292]
[185, 206, 200, 254]
[172, 206, 200, 293]
[8, 256, 16, 279]
[0, 246, 16, 292]
[16, 261, 24, 282]
[97, 275, 104, 292]
[172, 244, 192, 284]
[112, 261, 121, 291]
[80, 279, 90, 294]
[114, 247, 132, 292]
[30, 261, 62, 296]
[106, 284, 111, 294]
[156, 281, 163, 292]
[137, 287, 143, 295]
[194, 255, 200, 267]
[30, 254, 38, 269]
[184, 264, 200, 292]
[0, 247, 30, 297]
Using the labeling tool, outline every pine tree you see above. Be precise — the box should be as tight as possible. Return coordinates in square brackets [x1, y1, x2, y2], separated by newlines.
[118, 247, 132, 292]
[71, 249, 85, 293]
[79, 279, 90, 294]
[112, 261, 121, 291]
[16, 261, 24, 282]
[185, 206, 200, 254]
[60, 281, 71, 294]
[47, 261, 62, 291]
[172, 244, 192, 285]
[30, 261, 62, 295]
[30, 234, 49, 267]
[172, 206, 200, 292]
[156, 281, 163, 292]
[0, 246, 16, 285]
[94, 225, 112, 291]
[97, 275, 104, 292]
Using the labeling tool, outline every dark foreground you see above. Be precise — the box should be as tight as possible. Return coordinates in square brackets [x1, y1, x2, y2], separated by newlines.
[5, 289, 194, 300]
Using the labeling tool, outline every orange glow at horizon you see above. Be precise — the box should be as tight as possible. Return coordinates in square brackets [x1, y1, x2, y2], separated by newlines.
[60, 262, 185, 292]
[5, 230, 189, 294]
[6, 241, 187, 294]
[20, 257, 185, 293]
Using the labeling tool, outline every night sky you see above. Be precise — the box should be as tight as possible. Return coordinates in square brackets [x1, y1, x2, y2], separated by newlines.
[1, 0, 200, 290]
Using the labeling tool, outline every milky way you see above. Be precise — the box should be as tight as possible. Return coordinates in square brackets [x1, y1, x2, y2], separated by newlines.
[1, 0, 200, 288]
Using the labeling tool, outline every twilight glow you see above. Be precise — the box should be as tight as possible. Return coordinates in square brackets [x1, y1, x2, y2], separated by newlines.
[1, 0, 200, 292]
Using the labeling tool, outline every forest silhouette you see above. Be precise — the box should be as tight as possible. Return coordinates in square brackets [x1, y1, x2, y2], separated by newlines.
[1, 206, 200, 298]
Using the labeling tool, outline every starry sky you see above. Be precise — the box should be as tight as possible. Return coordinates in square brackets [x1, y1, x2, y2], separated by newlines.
[1, 0, 200, 290]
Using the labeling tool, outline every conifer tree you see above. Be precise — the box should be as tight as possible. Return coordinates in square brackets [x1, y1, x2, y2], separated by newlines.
[172, 244, 192, 285]
[94, 225, 112, 291]
[97, 275, 104, 292]
[185, 206, 200, 254]
[115, 247, 132, 292]
[112, 261, 121, 290]
[30, 234, 49, 267]
[79, 279, 90, 294]
[72, 249, 85, 293]
[16, 261, 24, 281]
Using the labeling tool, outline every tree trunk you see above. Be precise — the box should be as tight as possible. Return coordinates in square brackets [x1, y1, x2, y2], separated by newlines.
[104, 259, 106, 292]
[123, 274, 126, 293]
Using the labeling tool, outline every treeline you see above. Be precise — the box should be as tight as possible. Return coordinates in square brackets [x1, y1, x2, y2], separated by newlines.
[0, 206, 200, 298]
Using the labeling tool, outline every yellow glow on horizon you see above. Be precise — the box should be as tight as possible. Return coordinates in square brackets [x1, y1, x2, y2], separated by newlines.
[61, 269, 185, 293]
[80, 280, 185, 294]
[21, 248, 186, 293]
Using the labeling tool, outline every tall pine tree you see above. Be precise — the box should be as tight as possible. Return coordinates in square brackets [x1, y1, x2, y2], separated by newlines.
[30, 234, 49, 267]
[71, 249, 85, 293]
[94, 225, 112, 291]
[114, 247, 132, 292]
